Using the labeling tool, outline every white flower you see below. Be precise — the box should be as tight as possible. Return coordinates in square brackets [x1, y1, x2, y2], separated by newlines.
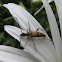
[2, 0, 62, 62]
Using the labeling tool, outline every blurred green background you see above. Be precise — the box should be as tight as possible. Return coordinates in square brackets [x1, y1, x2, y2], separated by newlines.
[0, 0, 59, 49]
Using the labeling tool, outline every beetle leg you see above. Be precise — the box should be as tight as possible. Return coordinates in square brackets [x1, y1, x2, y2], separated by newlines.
[20, 36, 22, 46]
[36, 28, 44, 32]
[25, 29, 29, 46]
[28, 21, 30, 32]
[30, 37, 37, 52]
[27, 29, 30, 40]
[25, 37, 29, 46]
[27, 29, 29, 40]
[25, 41, 28, 46]
[20, 30, 22, 44]
[27, 30, 28, 33]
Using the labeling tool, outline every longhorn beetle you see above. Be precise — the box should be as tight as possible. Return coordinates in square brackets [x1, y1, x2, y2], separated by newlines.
[15, 17, 49, 52]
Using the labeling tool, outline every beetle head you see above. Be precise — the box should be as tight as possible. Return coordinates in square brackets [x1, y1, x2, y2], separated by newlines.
[21, 33, 26, 36]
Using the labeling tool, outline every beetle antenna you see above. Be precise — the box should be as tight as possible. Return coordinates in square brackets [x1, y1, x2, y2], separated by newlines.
[30, 37, 37, 52]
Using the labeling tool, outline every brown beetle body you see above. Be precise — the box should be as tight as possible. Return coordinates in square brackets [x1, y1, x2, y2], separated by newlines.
[21, 31, 46, 37]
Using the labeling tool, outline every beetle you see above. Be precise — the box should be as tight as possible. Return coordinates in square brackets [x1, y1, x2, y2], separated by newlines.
[21, 28, 46, 39]
[20, 22, 46, 52]
[15, 17, 47, 52]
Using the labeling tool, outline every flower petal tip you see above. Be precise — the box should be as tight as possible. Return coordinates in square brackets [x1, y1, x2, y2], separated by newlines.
[4, 25, 7, 31]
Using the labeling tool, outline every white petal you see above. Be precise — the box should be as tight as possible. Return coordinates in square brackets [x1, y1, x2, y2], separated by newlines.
[0, 51, 37, 62]
[0, 45, 39, 62]
[34, 0, 53, 16]
[3, 3, 57, 62]
[4, 25, 21, 41]
[54, 0, 62, 61]
[41, 0, 62, 61]
[54, 0, 62, 38]
[34, 5, 44, 16]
